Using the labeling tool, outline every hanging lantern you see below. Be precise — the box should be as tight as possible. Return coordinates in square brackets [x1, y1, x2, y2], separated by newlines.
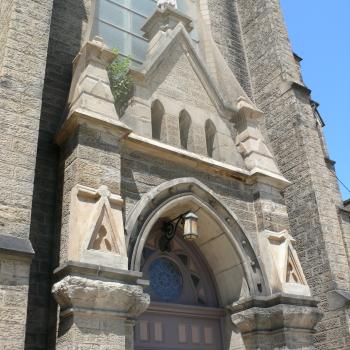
[182, 211, 199, 241]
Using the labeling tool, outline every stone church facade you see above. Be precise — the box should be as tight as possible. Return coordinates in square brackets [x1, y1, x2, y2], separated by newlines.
[0, 0, 349, 349]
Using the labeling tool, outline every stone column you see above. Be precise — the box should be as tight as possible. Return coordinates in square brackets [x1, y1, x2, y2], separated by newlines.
[52, 264, 149, 350]
[230, 294, 322, 350]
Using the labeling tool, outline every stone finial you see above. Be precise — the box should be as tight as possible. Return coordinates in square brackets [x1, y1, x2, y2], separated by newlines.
[142, 2, 192, 42]
[157, 0, 177, 9]
[66, 37, 119, 121]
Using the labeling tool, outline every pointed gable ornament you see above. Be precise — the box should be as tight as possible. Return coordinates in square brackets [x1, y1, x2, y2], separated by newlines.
[259, 229, 311, 297]
[67, 184, 128, 269]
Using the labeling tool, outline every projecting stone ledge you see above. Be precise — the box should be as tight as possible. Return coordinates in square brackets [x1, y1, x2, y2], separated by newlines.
[229, 294, 322, 350]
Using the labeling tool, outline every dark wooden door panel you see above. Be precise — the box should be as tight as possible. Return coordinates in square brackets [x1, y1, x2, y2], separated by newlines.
[135, 303, 224, 349]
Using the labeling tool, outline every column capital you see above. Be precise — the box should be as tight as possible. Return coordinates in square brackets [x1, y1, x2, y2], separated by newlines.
[52, 264, 150, 320]
[230, 294, 322, 349]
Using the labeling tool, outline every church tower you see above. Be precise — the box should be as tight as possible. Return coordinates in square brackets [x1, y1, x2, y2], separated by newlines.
[0, 1, 348, 349]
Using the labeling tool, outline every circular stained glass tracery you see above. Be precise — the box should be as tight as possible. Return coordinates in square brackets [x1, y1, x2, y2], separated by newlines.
[149, 258, 183, 302]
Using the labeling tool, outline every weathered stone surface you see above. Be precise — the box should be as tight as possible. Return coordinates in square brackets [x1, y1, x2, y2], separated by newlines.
[52, 268, 149, 350]
[230, 294, 322, 350]
[0, 0, 347, 349]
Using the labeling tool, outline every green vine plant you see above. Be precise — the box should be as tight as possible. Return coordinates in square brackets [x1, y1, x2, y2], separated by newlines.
[107, 49, 134, 117]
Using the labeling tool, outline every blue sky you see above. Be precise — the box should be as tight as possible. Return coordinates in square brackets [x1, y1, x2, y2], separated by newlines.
[280, 0, 350, 200]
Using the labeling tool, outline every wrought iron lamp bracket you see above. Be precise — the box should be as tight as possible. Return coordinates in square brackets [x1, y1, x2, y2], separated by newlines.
[159, 212, 188, 252]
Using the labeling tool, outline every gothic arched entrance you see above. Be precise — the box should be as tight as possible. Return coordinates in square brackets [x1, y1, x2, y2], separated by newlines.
[134, 222, 225, 349]
[127, 178, 269, 348]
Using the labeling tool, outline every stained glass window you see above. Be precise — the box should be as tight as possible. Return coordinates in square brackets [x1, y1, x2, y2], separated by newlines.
[149, 258, 183, 301]
[91, 0, 199, 65]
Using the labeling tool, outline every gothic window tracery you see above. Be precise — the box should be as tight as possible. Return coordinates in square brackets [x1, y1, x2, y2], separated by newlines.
[141, 229, 218, 307]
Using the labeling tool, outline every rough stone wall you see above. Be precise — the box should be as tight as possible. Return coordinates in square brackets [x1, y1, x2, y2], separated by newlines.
[0, 0, 53, 241]
[0, 0, 15, 69]
[236, 0, 350, 348]
[23, 0, 93, 348]
[0, 255, 31, 350]
[206, 0, 253, 98]
[339, 208, 350, 266]
[0, 0, 54, 348]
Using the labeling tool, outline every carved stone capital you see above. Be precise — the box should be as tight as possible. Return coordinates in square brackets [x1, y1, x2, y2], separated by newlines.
[230, 294, 322, 350]
[52, 275, 150, 319]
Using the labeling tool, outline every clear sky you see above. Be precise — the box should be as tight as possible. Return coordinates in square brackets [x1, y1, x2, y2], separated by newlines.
[280, 0, 350, 200]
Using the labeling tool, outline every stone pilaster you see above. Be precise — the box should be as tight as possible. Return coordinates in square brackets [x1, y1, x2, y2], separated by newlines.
[55, 37, 131, 265]
[230, 294, 322, 350]
[52, 263, 149, 350]
[52, 37, 149, 349]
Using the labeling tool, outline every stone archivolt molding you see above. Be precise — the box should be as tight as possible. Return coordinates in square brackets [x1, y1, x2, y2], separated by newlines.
[68, 184, 128, 270]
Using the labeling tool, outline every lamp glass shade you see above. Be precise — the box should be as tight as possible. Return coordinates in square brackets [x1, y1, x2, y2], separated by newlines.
[183, 212, 199, 241]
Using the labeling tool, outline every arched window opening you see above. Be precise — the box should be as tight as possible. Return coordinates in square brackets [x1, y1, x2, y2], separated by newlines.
[151, 100, 165, 141]
[205, 119, 217, 158]
[179, 110, 192, 150]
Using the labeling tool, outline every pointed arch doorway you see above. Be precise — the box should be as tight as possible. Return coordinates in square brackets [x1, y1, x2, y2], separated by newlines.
[134, 220, 225, 349]
[128, 178, 269, 349]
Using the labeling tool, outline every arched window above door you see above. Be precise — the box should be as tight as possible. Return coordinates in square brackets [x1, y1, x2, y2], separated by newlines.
[141, 228, 218, 307]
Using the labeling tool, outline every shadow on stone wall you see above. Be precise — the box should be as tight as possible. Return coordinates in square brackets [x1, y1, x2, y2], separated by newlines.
[24, 0, 90, 349]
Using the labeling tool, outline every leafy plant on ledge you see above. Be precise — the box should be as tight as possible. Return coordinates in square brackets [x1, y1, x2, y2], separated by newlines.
[107, 49, 134, 117]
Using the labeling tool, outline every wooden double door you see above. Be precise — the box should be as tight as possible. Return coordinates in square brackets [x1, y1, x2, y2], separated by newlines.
[135, 303, 224, 349]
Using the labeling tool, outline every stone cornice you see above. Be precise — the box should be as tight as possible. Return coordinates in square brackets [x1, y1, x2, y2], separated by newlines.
[55, 112, 290, 189]
[55, 110, 131, 145]
[127, 133, 291, 189]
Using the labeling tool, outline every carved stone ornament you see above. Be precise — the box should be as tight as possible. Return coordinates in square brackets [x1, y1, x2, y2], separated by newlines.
[68, 185, 128, 269]
[52, 275, 150, 319]
[157, 0, 177, 9]
[230, 294, 322, 349]
[259, 229, 311, 296]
